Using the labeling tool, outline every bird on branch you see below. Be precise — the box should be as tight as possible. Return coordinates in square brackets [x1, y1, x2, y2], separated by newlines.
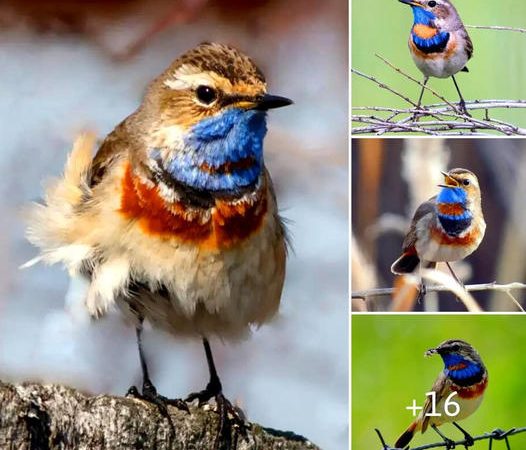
[391, 168, 486, 302]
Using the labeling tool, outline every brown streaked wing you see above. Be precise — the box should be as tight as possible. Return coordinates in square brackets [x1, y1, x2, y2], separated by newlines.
[90, 119, 130, 187]
[402, 197, 436, 251]
[465, 33, 473, 60]
[421, 371, 451, 432]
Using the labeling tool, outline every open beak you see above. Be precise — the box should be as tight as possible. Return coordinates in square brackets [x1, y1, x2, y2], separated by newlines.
[438, 171, 460, 189]
[425, 347, 438, 357]
[254, 94, 293, 111]
[398, 0, 423, 6]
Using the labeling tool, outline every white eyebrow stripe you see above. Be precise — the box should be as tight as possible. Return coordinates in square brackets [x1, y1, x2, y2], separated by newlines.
[164, 71, 218, 90]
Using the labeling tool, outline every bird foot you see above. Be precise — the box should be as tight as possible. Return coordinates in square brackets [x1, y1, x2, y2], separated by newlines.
[457, 101, 471, 117]
[127, 380, 189, 421]
[410, 108, 427, 121]
[443, 437, 456, 449]
[416, 282, 427, 303]
[186, 382, 248, 450]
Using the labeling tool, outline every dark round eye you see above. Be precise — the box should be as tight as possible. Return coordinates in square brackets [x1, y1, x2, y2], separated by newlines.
[196, 85, 217, 105]
[451, 344, 460, 352]
[462, 179, 471, 186]
[428, 0, 437, 6]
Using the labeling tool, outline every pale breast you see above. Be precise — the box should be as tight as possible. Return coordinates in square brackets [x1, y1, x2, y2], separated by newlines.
[415, 212, 485, 263]
[88, 160, 287, 339]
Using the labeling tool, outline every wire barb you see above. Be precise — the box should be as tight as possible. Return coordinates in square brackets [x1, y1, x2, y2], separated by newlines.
[374, 427, 526, 450]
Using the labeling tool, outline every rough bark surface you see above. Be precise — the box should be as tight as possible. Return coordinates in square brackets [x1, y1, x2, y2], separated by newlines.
[0, 381, 320, 450]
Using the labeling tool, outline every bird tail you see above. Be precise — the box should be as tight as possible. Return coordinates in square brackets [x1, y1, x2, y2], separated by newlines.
[395, 421, 419, 449]
[22, 132, 96, 271]
[391, 251, 420, 275]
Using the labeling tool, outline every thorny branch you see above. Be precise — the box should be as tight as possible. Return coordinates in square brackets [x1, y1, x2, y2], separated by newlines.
[375, 426, 526, 450]
[351, 52, 526, 136]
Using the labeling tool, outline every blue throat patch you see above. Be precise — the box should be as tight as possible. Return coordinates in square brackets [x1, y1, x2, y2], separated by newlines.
[154, 108, 267, 193]
[442, 353, 483, 382]
[411, 6, 435, 25]
[410, 6, 449, 53]
[436, 187, 472, 236]
[437, 187, 467, 205]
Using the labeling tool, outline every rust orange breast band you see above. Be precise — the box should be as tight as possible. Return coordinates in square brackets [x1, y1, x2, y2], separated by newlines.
[119, 163, 268, 249]
[453, 376, 488, 399]
[412, 24, 438, 39]
[437, 203, 466, 216]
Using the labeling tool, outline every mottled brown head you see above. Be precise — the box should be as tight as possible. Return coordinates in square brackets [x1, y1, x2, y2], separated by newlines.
[399, 0, 465, 30]
[145, 42, 272, 130]
[425, 339, 484, 366]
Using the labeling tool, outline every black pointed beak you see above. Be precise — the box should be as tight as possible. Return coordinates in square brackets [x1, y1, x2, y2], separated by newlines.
[255, 94, 293, 111]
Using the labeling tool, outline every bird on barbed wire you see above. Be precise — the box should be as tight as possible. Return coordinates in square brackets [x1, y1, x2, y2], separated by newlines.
[23, 42, 292, 449]
[398, 0, 473, 115]
[394, 339, 488, 449]
[391, 168, 486, 302]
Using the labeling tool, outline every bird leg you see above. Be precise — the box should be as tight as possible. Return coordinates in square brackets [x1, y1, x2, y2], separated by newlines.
[412, 77, 429, 119]
[445, 262, 466, 303]
[416, 281, 427, 303]
[431, 424, 456, 449]
[186, 338, 248, 450]
[451, 75, 470, 116]
[127, 323, 189, 423]
[453, 422, 474, 447]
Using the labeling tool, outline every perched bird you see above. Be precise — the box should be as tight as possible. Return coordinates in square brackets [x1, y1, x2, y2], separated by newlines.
[24, 42, 292, 446]
[398, 0, 473, 114]
[391, 168, 485, 297]
[395, 339, 488, 449]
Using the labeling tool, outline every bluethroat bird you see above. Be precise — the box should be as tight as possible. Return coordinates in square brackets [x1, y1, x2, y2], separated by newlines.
[24, 42, 292, 446]
[395, 339, 488, 449]
[391, 168, 485, 299]
[399, 0, 473, 114]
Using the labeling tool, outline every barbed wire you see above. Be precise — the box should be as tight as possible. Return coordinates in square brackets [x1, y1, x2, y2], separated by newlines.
[351, 53, 526, 136]
[375, 426, 526, 450]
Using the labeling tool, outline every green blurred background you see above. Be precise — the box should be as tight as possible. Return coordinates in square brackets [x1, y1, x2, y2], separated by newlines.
[352, 0, 526, 129]
[352, 315, 526, 449]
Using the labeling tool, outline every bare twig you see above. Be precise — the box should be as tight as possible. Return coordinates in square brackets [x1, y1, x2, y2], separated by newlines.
[466, 25, 526, 34]
[352, 281, 526, 311]
[351, 68, 417, 107]
[374, 54, 459, 112]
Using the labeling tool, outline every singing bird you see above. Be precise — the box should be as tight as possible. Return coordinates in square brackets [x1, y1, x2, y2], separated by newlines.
[395, 339, 488, 449]
[391, 168, 485, 297]
[399, 0, 473, 114]
[25, 42, 292, 445]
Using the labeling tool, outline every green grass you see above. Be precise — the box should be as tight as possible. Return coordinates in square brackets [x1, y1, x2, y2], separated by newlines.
[352, 0, 526, 130]
[352, 315, 526, 449]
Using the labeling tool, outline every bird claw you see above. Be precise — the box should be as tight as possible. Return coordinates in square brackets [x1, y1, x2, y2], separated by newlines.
[186, 385, 248, 450]
[127, 380, 189, 422]
[416, 282, 427, 303]
[444, 438, 456, 449]
[457, 101, 471, 117]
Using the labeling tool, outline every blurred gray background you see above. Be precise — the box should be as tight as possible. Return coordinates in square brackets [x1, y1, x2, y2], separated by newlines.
[0, 1, 348, 449]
